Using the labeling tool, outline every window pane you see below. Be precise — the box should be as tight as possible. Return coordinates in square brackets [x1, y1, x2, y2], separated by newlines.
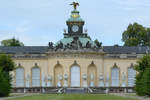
[32, 67, 40, 87]
[16, 68, 24, 87]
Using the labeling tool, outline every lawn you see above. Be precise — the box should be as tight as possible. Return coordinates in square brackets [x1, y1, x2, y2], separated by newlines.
[6, 94, 138, 100]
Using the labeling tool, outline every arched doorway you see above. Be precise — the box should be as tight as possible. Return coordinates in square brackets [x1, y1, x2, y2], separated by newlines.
[70, 65, 80, 87]
[87, 64, 97, 87]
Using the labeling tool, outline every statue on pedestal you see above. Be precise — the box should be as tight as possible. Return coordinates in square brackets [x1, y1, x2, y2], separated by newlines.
[122, 72, 126, 87]
[82, 74, 87, 87]
[64, 74, 68, 87]
[90, 73, 94, 87]
[48, 42, 53, 49]
[57, 75, 62, 87]
[47, 75, 52, 87]
[11, 75, 15, 87]
[42, 74, 46, 87]
[99, 74, 104, 87]
[26, 74, 30, 87]
[105, 75, 109, 87]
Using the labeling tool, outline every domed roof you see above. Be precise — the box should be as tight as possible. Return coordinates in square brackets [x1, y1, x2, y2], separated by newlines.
[49, 4, 102, 51]
[67, 10, 84, 22]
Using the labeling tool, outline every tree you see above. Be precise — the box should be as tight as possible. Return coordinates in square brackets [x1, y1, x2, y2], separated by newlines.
[145, 28, 150, 46]
[0, 54, 15, 97]
[122, 22, 150, 46]
[1, 38, 24, 46]
[94, 39, 102, 47]
[0, 68, 11, 97]
[0, 54, 15, 73]
[135, 55, 150, 96]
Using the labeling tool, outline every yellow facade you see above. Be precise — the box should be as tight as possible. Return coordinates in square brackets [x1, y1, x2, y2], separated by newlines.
[11, 52, 139, 88]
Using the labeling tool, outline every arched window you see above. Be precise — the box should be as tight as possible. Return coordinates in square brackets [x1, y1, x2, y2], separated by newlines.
[32, 67, 40, 87]
[71, 65, 80, 87]
[16, 67, 24, 87]
[111, 67, 119, 86]
[128, 67, 136, 87]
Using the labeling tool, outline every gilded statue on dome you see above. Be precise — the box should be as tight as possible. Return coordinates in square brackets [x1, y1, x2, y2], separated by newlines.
[70, 2, 79, 10]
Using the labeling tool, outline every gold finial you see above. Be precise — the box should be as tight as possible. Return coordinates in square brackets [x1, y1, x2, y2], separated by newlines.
[70, 2, 79, 10]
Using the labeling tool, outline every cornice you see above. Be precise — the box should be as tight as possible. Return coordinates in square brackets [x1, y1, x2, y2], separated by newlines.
[47, 50, 104, 59]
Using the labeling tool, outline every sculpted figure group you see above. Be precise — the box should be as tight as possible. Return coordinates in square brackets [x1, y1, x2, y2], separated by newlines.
[48, 37, 101, 51]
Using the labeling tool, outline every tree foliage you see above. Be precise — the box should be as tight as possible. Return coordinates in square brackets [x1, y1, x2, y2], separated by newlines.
[122, 22, 150, 46]
[1, 38, 24, 46]
[135, 55, 150, 96]
[0, 54, 15, 72]
[0, 54, 15, 97]
[0, 68, 11, 97]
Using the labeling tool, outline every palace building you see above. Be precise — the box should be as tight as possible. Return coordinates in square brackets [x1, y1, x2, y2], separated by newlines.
[0, 3, 149, 93]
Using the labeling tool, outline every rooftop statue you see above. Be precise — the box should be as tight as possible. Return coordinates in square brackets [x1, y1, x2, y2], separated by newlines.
[70, 2, 79, 10]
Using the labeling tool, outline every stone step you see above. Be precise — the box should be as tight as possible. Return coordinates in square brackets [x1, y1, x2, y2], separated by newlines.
[65, 88, 86, 94]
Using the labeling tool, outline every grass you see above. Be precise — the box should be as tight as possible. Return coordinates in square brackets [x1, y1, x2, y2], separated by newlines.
[6, 94, 138, 100]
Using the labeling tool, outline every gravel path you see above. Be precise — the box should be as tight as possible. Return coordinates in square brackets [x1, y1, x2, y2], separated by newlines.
[111, 93, 150, 100]
[0, 93, 40, 100]
[1, 93, 150, 100]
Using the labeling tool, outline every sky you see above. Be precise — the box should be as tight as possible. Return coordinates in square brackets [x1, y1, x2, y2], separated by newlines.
[0, 0, 150, 46]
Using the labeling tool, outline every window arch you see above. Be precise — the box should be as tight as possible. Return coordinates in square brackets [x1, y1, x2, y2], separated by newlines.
[54, 64, 63, 87]
[111, 64, 120, 87]
[32, 67, 40, 87]
[128, 67, 136, 87]
[70, 65, 80, 87]
[87, 64, 97, 87]
[16, 67, 24, 87]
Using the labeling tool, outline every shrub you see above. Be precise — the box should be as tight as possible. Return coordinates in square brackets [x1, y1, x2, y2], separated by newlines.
[0, 54, 15, 72]
[135, 55, 150, 96]
[0, 67, 11, 97]
[0, 54, 15, 97]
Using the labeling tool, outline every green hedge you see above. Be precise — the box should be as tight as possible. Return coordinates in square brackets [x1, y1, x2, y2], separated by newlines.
[135, 55, 150, 96]
[0, 67, 11, 97]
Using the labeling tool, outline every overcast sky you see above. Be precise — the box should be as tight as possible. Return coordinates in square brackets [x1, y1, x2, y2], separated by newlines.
[0, 0, 150, 46]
